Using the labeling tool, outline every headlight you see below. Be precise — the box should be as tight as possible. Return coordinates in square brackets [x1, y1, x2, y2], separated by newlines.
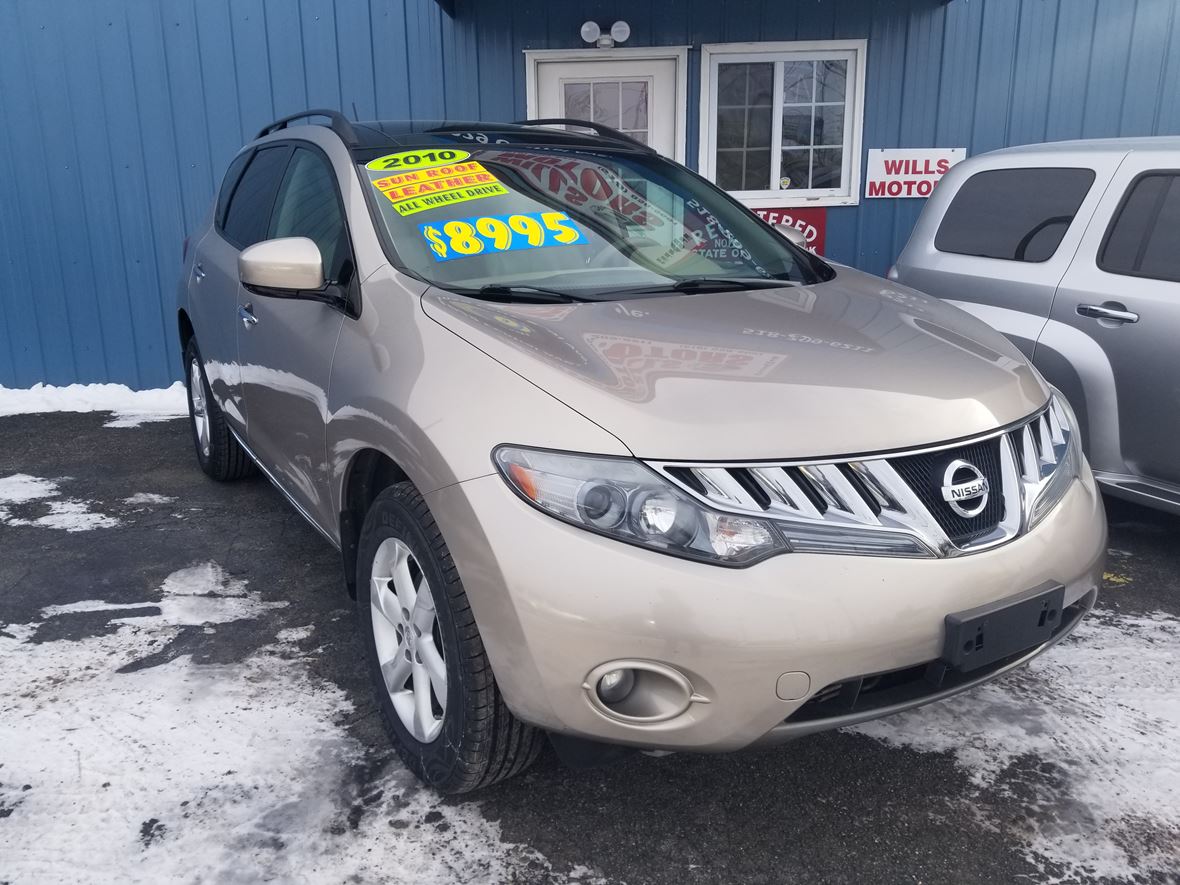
[1027, 390, 1081, 528]
[493, 446, 785, 566]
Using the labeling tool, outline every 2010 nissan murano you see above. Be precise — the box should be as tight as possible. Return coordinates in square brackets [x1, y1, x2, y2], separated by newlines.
[177, 111, 1106, 793]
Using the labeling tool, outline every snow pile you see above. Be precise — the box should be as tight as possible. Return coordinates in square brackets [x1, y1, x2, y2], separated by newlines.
[852, 608, 1180, 882]
[0, 562, 599, 884]
[0, 382, 187, 427]
[123, 493, 176, 506]
[0, 473, 119, 532]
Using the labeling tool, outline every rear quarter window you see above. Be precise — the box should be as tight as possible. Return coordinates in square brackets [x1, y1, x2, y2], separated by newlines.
[1099, 171, 1180, 284]
[934, 167, 1096, 263]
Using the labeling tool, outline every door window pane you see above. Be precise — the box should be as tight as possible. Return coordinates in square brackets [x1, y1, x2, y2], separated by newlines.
[563, 79, 650, 144]
[222, 145, 291, 249]
[1101, 173, 1180, 283]
[268, 148, 349, 281]
[620, 81, 648, 131]
[935, 168, 1096, 262]
[563, 82, 591, 120]
[591, 81, 621, 129]
[714, 62, 774, 190]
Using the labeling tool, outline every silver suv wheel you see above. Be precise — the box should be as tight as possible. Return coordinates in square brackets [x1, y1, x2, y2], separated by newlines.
[369, 537, 446, 743]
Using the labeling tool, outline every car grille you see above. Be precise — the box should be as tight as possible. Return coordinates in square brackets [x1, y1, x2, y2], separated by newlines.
[646, 400, 1073, 558]
[891, 437, 1005, 545]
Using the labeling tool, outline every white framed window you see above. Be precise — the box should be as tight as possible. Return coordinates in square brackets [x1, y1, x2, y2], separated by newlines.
[699, 40, 867, 208]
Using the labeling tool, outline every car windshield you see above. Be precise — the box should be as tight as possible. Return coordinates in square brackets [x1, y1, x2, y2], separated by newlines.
[356, 143, 833, 299]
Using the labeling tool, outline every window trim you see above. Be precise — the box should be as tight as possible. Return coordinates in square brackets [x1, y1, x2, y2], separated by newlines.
[1098, 169, 1180, 284]
[699, 40, 867, 208]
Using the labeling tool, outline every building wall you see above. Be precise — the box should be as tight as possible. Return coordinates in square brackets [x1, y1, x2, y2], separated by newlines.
[1, 0, 1177, 388]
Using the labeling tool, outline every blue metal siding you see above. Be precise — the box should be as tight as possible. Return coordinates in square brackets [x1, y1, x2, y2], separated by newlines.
[0, 0, 1177, 387]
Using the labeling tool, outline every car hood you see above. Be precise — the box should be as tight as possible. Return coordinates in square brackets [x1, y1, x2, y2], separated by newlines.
[421, 267, 1048, 461]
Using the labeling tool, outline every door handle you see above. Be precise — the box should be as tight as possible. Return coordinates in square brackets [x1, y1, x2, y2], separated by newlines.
[238, 303, 258, 330]
[193, 263, 206, 281]
[1076, 302, 1139, 324]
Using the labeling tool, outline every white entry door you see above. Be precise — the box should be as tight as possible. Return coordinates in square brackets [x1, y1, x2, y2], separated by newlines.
[528, 51, 686, 161]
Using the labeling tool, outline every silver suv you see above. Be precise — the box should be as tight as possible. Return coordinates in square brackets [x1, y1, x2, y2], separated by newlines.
[178, 111, 1106, 793]
[892, 137, 1180, 515]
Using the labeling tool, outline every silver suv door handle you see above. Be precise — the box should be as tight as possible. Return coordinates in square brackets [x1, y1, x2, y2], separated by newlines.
[193, 263, 206, 281]
[1076, 302, 1139, 324]
[238, 304, 258, 329]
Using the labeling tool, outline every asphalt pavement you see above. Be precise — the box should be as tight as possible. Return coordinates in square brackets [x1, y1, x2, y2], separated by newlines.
[1, 412, 1177, 884]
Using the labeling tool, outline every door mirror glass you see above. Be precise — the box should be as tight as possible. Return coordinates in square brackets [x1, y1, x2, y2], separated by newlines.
[239, 237, 325, 292]
[775, 223, 808, 248]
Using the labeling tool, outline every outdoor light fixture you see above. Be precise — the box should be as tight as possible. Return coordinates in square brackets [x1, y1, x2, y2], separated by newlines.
[580, 20, 630, 48]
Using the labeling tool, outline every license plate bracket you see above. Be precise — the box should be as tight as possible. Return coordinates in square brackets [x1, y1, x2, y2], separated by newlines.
[942, 582, 1066, 673]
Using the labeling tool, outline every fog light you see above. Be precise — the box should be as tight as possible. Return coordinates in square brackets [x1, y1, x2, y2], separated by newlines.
[597, 667, 636, 704]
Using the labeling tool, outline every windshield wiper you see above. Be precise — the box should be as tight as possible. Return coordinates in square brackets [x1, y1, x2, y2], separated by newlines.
[446, 284, 589, 304]
[606, 276, 799, 296]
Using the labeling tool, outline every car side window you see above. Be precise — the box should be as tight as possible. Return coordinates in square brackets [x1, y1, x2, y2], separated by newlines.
[267, 147, 352, 284]
[1099, 172, 1180, 284]
[934, 167, 1096, 263]
[216, 150, 252, 230]
[221, 145, 292, 249]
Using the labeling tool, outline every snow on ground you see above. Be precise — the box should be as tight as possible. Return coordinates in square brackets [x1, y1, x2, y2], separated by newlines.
[0, 562, 605, 885]
[0, 473, 119, 532]
[124, 492, 177, 506]
[851, 608, 1180, 882]
[0, 382, 187, 427]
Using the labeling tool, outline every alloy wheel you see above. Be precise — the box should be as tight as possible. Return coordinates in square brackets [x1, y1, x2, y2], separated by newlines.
[369, 537, 447, 742]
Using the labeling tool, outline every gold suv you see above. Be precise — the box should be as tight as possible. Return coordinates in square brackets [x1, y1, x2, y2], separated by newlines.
[177, 111, 1106, 792]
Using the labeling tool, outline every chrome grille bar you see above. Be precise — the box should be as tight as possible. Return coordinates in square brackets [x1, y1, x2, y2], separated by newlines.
[646, 401, 1071, 559]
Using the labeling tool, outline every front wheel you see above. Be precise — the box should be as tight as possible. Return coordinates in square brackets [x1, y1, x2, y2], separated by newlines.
[356, 482, 544, 793]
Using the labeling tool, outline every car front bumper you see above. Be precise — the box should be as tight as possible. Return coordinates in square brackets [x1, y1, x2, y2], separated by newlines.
[426, 462, 1106, 752]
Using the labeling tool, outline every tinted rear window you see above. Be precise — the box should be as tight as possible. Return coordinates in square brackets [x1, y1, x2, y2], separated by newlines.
[1100, 172, 1180, 283]
[221, 145, 291, 248]
[935, 167, 1095, 262]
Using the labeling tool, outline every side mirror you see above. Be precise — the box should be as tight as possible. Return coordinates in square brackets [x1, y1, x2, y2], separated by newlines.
[774, 223, 808, 249]
[239, 237, 325, 293]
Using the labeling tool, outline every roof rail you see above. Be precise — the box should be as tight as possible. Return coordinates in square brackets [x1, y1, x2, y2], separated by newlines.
[256, 109, 358, 145]
[512, 118, 656, 153]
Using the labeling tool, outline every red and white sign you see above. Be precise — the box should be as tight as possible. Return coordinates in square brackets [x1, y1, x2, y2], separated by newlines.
[751, 207, 827, 255]
[865, 148, 966, 199]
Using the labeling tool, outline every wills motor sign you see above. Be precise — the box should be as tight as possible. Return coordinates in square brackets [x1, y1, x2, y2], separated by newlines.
[866, 148, 966, 198]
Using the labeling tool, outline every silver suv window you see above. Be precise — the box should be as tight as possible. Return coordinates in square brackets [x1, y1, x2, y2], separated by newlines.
[1100, 172, 1180, 284]
[934, 167, 1095, 263]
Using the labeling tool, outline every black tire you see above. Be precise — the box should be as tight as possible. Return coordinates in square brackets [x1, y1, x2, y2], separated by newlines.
[356, 481, 544, 793]
[183, 338, 254, 481]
